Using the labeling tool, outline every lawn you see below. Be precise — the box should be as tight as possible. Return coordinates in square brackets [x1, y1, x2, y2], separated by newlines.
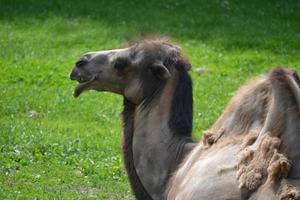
[0, 0, 299, 199]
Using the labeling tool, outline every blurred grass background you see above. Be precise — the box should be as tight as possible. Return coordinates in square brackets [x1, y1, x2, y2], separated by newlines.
[0, 0, 299, 199]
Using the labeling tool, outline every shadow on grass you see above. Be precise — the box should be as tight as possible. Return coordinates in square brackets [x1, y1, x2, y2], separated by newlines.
[0, 0, 299, 55]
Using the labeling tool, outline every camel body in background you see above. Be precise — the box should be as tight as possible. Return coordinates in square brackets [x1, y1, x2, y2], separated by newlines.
[70, 40, 300, 200]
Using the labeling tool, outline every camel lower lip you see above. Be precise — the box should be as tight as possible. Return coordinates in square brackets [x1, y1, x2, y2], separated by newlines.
[73, 79, 94, 97]
[73, 83, 85, 97]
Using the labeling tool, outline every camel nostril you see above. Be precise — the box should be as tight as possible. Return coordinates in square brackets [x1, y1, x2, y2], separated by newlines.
[78, 77, 84, 82]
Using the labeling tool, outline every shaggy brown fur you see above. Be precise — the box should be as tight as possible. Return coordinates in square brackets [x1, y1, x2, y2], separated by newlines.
[202, 128, 225, 146]
[278, 180, 300, 200]
[237, 134, 289, 190]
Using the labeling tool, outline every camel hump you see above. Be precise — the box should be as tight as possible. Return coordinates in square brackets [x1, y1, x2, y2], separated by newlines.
[260, 68, 300, 136]
[269, 67, 300, 111]
[168, 68, 300, 200]
[237, 68, 300, 199]
[266, 68, 300, 179]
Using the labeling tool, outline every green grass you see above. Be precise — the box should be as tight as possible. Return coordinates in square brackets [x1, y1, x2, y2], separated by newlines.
[0, 0, 299, 199]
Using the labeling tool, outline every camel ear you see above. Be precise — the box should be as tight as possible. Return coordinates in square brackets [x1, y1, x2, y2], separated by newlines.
[150, 62, 171, 80]
[175, 57, 191, 71]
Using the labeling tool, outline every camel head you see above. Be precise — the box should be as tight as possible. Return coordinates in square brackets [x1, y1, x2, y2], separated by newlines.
[70, 40, 190, 103]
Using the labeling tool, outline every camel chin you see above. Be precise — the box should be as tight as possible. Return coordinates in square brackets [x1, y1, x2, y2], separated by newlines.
[73, 81, 93, 97]
[73, 76, 100, 97]
[73, 83, 87, 97]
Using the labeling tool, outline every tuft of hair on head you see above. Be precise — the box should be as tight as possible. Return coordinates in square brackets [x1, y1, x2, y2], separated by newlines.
[122, 34, 191, 72]
[123, 33, 170, 44]
[122, 34, 181, 50]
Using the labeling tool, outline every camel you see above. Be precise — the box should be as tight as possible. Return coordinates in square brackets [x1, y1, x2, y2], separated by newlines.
[70, 39, 300, 200]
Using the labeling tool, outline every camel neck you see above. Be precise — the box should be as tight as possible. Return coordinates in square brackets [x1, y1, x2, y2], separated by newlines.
[121, 99, 152, 200]
[122, 69, 194, 200]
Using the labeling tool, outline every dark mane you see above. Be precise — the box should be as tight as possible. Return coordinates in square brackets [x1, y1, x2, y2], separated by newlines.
[169, 56, 193, 138]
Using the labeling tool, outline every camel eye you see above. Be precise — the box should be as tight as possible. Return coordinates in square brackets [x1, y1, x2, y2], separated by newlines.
[114, 57, 129, 70]
[76, 58, 88, 68]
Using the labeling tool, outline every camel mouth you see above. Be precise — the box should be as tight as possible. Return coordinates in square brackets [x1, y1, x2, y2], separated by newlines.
[73, 77, 96, 98]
